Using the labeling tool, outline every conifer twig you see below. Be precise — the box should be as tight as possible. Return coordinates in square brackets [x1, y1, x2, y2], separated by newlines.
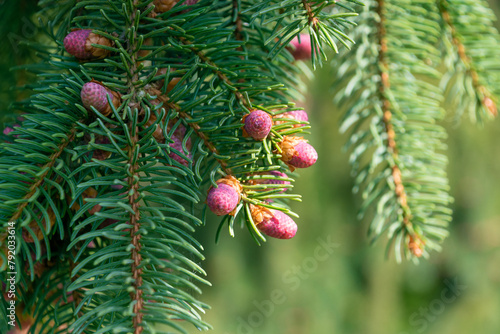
[8, 127, 77, 223]
[376, 0, 418, 248]
[150, 89, 233, 175]
[125, 2, 144, 332]
[302, 0, 319, 28]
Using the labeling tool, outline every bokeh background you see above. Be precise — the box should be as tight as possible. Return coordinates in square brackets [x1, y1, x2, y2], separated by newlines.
[1, 1, 500, 334]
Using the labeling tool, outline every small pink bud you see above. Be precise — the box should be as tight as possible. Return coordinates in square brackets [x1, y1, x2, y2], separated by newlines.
[286, 109, 308, 123]
[288, 141, 317, 168]
[274, 109, 308, 128]
[3, 127, 14, 135]
[243, 110, 272, 141]
[277, 136, 318, 171]
[251, 206, 297, 239]
[81, 82, 120, 116]
[289, 34, 312, 61]
[207, 179, 241, 216]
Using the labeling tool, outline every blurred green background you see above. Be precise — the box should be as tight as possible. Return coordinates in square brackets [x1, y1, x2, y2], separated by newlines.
[2, 1, 500, 334]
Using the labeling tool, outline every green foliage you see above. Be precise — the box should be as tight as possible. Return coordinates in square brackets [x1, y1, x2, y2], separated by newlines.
[0, 0, 354, 332]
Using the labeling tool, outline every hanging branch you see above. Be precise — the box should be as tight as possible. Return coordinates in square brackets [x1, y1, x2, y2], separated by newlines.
[333, 0, 452, 261]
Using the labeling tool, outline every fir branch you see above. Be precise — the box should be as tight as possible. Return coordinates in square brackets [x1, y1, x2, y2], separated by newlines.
[438, 0, 497, 118]
[335, 0, 452, 260]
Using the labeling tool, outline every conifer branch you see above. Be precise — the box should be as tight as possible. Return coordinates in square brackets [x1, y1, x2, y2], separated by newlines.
[438, 0, 497, 117]
[335, 0, 451, 260]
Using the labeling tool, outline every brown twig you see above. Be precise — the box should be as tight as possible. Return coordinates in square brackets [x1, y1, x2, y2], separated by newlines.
[233, 0, 243, 42]
[125, 2, 144, 333]
[376, 0, 419, 255]
[302, 0, 319, 28]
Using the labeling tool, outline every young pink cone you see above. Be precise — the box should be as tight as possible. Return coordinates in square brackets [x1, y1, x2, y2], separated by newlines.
[207, 176, 242, 216]
[277, 136, 318, 171]
[207, 184, 240, 216]
[243, 110, 273, 141]
[289, 34, 312, 60]
[81, 82, 121, 116]
[64, 29, 112, 60]
[287, 109, 308, 123]
[251, 206, 297, 239]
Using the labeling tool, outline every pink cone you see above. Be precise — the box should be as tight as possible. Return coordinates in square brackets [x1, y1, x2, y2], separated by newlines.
[81, 82, 111, 113]
[256, 171, 290, 193]
[168, 135, 192, 166]
[257, 210, 297, 239]
[64, 30, 93, 59]
[207, 183, 240, 216]
[290, 34, 312, 60]
[288, 141, 318, 168]
[244, 110, 272, 141]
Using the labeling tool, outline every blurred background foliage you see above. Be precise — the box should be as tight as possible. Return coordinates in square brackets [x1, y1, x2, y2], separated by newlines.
[1, 1, 499, 334]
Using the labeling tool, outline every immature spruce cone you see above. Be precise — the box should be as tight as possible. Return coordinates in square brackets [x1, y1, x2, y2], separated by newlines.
[243, 110, 273, 141]
[64, 29, 112, 60]
[289, 34, 312, 61]
[168, 133, 192, 167]
[251, 205, 297, 239]
[81, 82, 121, 116]
[253, 171, 290, 193]
[274, 109, 308, 128]
[207, 176, 242, 216]
[277, 136, 318, 171]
